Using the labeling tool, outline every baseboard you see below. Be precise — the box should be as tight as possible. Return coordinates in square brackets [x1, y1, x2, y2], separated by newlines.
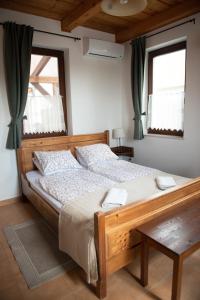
[0, 196, 22, 207]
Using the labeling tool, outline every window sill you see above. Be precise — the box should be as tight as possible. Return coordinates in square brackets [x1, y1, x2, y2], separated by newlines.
[144, 133, 184, 140]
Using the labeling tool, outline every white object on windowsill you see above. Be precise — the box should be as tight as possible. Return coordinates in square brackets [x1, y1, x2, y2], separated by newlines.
[156, 176, 176, 190]
[102, 187, 128, 209]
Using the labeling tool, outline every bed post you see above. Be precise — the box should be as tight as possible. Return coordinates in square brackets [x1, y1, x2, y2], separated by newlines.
[105, 130, 109, 146]
[94, 211, 107, 299]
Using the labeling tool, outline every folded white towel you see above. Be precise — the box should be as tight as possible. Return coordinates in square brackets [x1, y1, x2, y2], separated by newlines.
[102, 188, 128, 209]
[156, 176, 176, 190]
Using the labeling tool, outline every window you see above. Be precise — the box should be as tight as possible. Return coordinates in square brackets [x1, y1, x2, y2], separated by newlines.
[147, 42, 186, 137]
[23, 47, 67, 138]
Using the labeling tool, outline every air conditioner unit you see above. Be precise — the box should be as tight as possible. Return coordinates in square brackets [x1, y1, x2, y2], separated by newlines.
[83, 38, 124, 59]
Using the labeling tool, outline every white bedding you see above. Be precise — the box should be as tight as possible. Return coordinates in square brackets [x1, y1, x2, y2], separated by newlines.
[26, 161, 158, 208]
[38, 169, 115, 205]
[88, 159, 157, 182]
[26, 171, 62, 212]
[26, 169, 115, 207]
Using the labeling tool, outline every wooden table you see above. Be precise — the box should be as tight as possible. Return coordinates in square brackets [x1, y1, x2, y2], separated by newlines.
[111, 146, 134, 158]
[137, 198, 200, 300]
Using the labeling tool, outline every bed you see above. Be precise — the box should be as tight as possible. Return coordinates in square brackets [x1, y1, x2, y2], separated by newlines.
[18, 131, 200, 299]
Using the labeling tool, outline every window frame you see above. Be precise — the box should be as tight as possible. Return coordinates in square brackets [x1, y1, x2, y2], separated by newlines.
[147, 41, 186, 137]
[23, 47, 68, 139]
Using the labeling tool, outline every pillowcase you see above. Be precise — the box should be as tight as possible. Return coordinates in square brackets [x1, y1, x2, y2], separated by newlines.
[33, 150, 82, 175]
[76, 143, 118, 167]
[33, 157, 44, 175]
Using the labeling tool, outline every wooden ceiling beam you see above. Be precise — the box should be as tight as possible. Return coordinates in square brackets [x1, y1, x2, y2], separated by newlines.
[31, 83, 50, 96]
[61, 0, 102, 32]
[116, 0, 200, 43]
[30, 76, 58, 83]
[31, 56, 51, 76]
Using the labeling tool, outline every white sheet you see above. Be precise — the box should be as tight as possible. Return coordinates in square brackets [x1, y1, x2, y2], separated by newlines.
[26, 171, 62, 212]
[88, 159, 158, 182]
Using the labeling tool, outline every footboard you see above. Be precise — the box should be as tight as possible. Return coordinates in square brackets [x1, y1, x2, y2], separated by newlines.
[94, 177, 200, 298]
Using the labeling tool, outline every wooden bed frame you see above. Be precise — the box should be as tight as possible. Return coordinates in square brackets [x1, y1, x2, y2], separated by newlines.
[18, 131, 200, 299]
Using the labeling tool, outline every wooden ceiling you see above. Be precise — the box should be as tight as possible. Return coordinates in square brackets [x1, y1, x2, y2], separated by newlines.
[1, 0, 200, 42]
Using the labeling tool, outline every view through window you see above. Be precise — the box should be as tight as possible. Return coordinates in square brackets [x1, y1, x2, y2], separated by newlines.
[23, 47, 67, 138]
[147, 42, 186, 136]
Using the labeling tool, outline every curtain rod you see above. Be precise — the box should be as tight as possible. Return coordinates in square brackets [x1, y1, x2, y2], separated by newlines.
[146, 18, 195, 39]
[0, 22, 81, 41]
[130, 18, 195, 43]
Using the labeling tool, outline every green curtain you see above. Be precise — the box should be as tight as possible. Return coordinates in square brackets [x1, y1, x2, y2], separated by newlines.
[3, 22, 33, 149]
[131, 37, 146, 140]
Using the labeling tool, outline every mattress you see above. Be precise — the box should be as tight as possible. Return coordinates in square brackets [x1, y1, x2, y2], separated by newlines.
[26, 171, 62, 212]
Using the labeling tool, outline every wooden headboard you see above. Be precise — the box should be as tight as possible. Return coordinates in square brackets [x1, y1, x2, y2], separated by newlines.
[17, 131, 109, 174]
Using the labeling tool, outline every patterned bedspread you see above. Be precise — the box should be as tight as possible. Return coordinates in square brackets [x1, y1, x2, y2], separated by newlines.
[39, 169, 115, 205]
[88, 159, 157, 182]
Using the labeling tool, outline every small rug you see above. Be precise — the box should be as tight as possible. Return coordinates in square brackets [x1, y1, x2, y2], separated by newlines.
[4, 219, 77, 288]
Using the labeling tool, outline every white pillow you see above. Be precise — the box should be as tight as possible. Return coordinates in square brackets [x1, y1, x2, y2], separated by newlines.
[33, 157, 44, 174]
[33, 150, 82, 175]
[76, 143, 118, 167]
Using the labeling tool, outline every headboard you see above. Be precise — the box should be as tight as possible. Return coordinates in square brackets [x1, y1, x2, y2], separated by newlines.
[17, 131, 109, 174]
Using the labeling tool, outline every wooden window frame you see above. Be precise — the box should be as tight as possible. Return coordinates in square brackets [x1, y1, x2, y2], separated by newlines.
[23, 47, 68, 139]
[148, 41, 186, 137]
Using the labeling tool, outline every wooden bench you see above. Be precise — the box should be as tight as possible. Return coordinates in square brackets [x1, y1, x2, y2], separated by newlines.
[137, 197, 200, 300]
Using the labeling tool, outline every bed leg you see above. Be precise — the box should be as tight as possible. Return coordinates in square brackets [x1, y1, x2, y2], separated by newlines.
[94, 212, 107, 299]
[96, 278, 107, 299]
[21, 193, 28, 202]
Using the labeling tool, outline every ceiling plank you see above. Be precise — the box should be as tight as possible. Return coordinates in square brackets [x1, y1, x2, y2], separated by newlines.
[0, 0, 62, 20]
[61, 0, 102, 32]
[83, 21, 116, 34]
[116, 0, 200, 43]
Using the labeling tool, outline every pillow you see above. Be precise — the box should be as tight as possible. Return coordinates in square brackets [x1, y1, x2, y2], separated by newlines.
[76, 143, 118, 167]
[33, 150, 82, 175]
[33, 157, 44, 174]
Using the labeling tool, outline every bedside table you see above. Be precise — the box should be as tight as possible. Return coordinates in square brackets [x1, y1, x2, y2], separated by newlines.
[111, 146, 134, 159]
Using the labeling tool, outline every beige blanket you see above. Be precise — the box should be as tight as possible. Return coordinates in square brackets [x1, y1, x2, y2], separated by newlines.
[59, 171, 189, 283]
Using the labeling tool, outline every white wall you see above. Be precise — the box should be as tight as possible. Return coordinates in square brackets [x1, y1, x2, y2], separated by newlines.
[0, 9, 123, 200]
[121, 13, 200, 178]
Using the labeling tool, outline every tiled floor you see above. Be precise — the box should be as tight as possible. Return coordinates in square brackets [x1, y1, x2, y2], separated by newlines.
[0, 201, 199, 300]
